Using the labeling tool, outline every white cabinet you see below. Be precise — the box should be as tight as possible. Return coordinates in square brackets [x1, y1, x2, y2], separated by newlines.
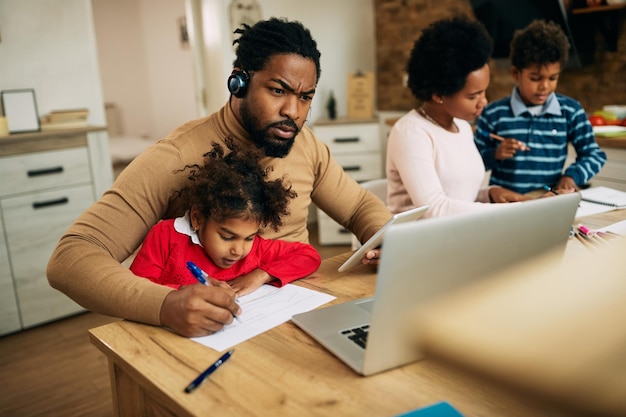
[313, 118, 382, 245]
[0, 220, 20, 335]
[0, 127, 107, 335]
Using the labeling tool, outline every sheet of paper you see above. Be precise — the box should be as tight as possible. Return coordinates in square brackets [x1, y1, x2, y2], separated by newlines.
[576, 200, 616, 217]
[192, 284, 335, 351]
[598, 219, 626, 236]
[576, 186, 626, 218]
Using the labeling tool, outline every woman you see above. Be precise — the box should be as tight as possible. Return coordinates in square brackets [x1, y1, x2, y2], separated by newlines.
[386, 15, 527, 219]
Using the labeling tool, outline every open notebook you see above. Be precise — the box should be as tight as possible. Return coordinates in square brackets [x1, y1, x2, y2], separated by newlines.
[577, 186, 626, 217]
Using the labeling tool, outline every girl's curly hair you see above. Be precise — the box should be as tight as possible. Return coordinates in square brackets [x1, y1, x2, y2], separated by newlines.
[177, 138, 297, 231]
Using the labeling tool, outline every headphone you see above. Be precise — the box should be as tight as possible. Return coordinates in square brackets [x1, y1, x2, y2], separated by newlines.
[227, 69, 250, 98]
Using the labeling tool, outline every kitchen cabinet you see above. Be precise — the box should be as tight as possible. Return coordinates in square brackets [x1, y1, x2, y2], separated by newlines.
[313, 117, 383, 245]
[0, 127, 108, 335]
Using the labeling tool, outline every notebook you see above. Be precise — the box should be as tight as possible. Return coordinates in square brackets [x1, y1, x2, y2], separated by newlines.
[337, 205, 429, 272]
[292, 193, 581, 376]
[576, 186, 626, 217]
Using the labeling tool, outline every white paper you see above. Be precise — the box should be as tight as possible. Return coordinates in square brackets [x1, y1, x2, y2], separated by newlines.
[598, 219, 626, 236]
[192, 284, 335, 351]
[576, 200, 617, 217]
[576, 187, 626, 218]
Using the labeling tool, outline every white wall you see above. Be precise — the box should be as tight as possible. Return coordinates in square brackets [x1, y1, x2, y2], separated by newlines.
[0, 0, 113, 196]
[92, 0, 196, 140]
[91, 0, 376, 141]
[0, 0, 105, 123]
[191, 0, 377, 122]
[260, 1, 377, 122]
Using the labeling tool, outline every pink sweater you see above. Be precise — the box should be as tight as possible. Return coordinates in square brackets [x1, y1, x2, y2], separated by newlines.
[386, 109, 498, 218]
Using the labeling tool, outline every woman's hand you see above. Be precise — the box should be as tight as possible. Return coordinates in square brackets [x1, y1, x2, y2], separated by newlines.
[489, 187, 529, 203]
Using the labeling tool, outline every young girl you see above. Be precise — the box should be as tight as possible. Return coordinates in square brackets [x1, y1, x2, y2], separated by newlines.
[129, 138, 321, 296]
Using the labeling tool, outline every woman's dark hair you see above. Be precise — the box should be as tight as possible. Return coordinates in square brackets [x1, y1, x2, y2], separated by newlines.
[406, 15, 493, 101]
[510, 19, 570, 70]
[177, 138, 297, 232]
[232, 17, 322, 82]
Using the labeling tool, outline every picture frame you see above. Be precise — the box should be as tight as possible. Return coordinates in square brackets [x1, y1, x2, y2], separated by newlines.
[1, 89, 41, 134]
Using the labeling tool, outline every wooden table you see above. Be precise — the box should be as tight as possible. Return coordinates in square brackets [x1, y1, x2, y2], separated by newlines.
[89, 209, 625, 417]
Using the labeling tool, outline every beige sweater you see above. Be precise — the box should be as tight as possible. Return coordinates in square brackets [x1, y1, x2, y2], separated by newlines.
[47, 102, 391, 326]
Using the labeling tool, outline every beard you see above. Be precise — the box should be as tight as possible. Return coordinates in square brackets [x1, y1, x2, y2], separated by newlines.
[240, 100, 299, 158]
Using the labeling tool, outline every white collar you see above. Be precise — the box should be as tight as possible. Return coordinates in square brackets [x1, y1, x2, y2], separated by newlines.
[174, 212, 202, 246]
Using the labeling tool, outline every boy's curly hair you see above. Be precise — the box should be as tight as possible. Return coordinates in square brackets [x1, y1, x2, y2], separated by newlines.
[177, 138, 297, 232]
[406, 15, 493, 101]
[510, 19, 570, 70]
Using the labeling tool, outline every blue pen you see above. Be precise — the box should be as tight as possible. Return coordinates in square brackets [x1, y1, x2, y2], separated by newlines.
[186, 261, 209, 285]
[184, 349, 234, 393]
[186, 261, 241, 323]
[543, 185, 559, 195]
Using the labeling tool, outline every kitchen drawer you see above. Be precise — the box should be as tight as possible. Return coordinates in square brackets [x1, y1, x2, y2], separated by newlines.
[317, 209, 352, 245]
[335, 153, 383, 181]
[0, 220, 21, 336]
[314, 123, 380, 154]
[2, 184, 94, 327]
[0, 147, 91, 197]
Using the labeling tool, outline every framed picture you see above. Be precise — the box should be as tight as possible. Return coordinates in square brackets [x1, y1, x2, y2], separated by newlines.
[1, 89, 41, 134]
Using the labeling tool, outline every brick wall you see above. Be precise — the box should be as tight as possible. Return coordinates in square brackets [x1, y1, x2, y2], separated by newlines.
[374, 0, 626, 113]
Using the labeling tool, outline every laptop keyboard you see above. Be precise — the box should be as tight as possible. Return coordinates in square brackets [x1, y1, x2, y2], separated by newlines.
[341, 325, 369, 349]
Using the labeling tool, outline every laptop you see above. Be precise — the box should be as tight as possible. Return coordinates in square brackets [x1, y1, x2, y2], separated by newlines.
[292, 193, 581, 376]
[338, 205, 429, 272]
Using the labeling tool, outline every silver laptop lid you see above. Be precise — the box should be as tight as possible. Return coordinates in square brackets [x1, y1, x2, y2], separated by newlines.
[362, 193, 580, 375]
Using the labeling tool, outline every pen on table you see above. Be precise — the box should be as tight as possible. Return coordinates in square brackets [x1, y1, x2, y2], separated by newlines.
[184, 349, 234, 394]
[186, 261, 242, 323]
[543, 185, 559, 195]
[575, 232, 594, 249]
[578, 224, 610, 245]
[577, 224, 594, 237]
[597, 231, 619, 240]
[489, 133, 530, 150]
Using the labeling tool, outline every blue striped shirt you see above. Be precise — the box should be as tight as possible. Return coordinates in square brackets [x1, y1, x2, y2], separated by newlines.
[474, 88, 607, 194]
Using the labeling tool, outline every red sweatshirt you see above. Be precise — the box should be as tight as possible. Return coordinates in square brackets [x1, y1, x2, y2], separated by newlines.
[130, 217, 321, 289]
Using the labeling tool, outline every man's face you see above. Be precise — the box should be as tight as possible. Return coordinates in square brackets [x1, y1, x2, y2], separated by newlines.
[238, 54, 317, 157]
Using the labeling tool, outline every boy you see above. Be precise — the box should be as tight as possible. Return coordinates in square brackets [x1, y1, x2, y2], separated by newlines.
[474, 19, 606, 194]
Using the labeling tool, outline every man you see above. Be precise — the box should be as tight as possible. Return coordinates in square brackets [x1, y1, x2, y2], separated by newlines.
[47, 18, 391, 337]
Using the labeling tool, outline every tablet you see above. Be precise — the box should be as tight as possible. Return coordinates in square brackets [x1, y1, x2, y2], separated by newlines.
[337, 205, 429, 272]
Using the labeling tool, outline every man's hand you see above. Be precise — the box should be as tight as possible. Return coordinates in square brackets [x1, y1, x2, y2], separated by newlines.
[361, 249, 381, 266]
[159, 284, 241, 337]
[489, 187, 530, 203]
